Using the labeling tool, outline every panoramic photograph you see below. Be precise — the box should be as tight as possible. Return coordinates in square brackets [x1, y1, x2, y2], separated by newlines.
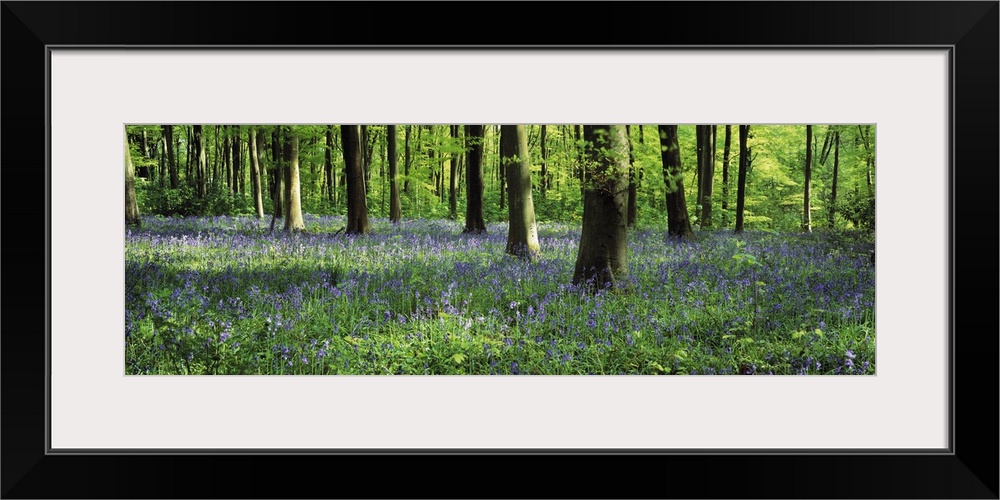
[124, 124, 875, 375]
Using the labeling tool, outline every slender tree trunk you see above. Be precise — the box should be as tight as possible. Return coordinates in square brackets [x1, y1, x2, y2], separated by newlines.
[498, 128, 506, 211]
[721, 125, 732, 211]
[232, 125, 241, 195]
[223, 126, 232, 191]
[282, 127, 305, 232]
[162, 125, 178, 189]
[501, 125, 539, 258]
[575, 124, 584, 198]
[539, 124, 548, 196]
[803, 125, 813, 233]
[213, 125, 220, 188]
[572, 125, 629, 289]
[626, 124, 638, 227]
[342, 125, 370, 234]
[449, 125, 459, 219]
[272, 128, 283, 219]
[735, 125, 750, 233]
[125, 138, 141, 227]
[159, 133, 167, 187]
[256, 129, 269, 211]
[828, 130, 840, 227]
[388, 125, 402, 223]
[464, 125, 487, 234]
[248, 127, 265, 218]
[700, 125, 716, 228]
[696, 125, 705, 211]
[325, 126, 335, 203]
[658, 125, 695, 238]
[403, 125, 411, 194]
[194, 125, 207, 199]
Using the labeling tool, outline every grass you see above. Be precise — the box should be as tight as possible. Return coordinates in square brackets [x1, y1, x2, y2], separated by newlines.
[125, 214, 875, 375]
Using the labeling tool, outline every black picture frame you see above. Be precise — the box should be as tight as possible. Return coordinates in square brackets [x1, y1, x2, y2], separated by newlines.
[3, 2, 996, 498]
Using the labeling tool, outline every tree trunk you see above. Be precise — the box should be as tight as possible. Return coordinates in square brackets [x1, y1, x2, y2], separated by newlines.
[695, 125, 705, 211]
[539, 124, 548, 196]
[271, 128, 283, 218]
[803, 125, 813, 233]
[572, 125, 629, 289]
[626, 124, 638, 227]
[721, 125, 732, 210]
[194, 125, 207, 199]
[658, 125, 695, 238]
[575, 124, 584, 198]
[223, 126, 232, 191]
[125, 138, 141, 227]
[282, 127, 305, 232]
[248, 127, 265, 218]
[828, 130, 840, 227]
[735, 125, 750, 233]
[464, 125, 487, 234]
[325, 126, 335, 203]
[342, 125, 370, 235]
[403, 125, 411, 194]
[232, 125, 241, 195]
[162, 125, 178, 189]
[388, 125, 402, 223]
[449, 125, 459, 219]
[501, 125, 540, 258]
[700, 125, 716, 228]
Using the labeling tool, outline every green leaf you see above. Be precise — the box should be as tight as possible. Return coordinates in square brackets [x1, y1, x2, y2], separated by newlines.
[451, 353, 466, 364]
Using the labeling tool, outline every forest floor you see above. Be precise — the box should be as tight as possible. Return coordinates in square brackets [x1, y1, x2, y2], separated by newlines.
[125, 215, 875, 375]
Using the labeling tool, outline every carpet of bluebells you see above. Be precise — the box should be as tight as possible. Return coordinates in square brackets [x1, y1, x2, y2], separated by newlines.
[125, 215, 875, 375]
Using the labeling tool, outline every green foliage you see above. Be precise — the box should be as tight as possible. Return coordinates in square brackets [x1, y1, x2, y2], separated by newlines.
[127, 124, 875, 234]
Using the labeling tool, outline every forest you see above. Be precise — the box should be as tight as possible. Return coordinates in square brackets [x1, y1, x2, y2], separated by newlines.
[124, 124, 876, 375]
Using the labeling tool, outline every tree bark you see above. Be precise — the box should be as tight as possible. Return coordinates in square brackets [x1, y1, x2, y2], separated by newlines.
[464, 125, 487, 234]
[388, 124, 402, 223]
[271, 128, 283, 218]
[403, 125, 411, 194]
[194, 125, 207, 199]
[700, 125, 716, 228]
[626, 124, 638, 227]
[162, 125, 178, 189]
[342, 125, 370, 234]
[803, 125, 813, 233]
[248, 127, 265, 218]
[232, 125, 242, 195]
[282, 127, 305, 232]
[572, 125, 629, 289]
[539, 124, 548, 196]
[721, 125, 732, 211]
[125, 138, 141, 227]
[449, 125, 459, 219]
[658, 125, 695, 238]
[735, 125, 750, 233]
[325, 126, 335, 203]
[828, 130, 840, 227]
[501, 125, 540, 258]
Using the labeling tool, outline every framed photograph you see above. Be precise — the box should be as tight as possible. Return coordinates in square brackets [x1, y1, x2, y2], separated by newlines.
[4, 2, 996, 498]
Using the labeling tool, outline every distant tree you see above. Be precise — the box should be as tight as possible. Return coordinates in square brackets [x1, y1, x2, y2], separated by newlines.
[403, 125, 411, 194]
[721, 125, 732, 211]
[342, 125, 370, 234]
[248, 127, 265, 218]
[282, 127, 305, 232]
[828, 129, 840, 227]
[125, 138, 141, 227]
[388, 124, 402, 223]
[464, 125, 487, 234]
[572, 125, 629, 288]
[803, 125, 813, 233]
[626, 124, 638, 227]
[658, 125, 695, 238]
[700, 125, 716, 228]
[271, 128, 283, 219]
[449, 125, 459, 219]
[735, 125, 750, 233]
[539, 125, 549, 196]
[161, 125, 178, 188]
[194, 125, 207, 199]
[501, 125, 540, 258]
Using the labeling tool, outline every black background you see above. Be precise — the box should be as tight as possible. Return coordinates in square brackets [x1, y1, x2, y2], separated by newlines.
[2, 2, 997, 498]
